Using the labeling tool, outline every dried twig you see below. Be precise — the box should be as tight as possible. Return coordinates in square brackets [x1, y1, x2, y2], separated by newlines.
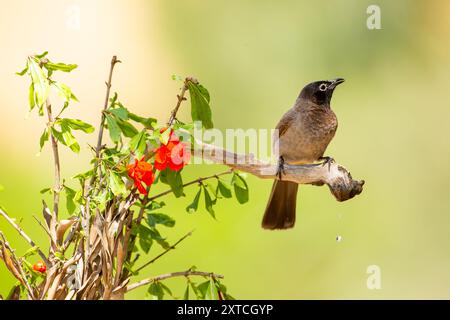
[0, 208, 50, 265]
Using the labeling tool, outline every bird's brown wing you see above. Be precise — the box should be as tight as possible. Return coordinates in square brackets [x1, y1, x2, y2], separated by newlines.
[275, 110, 296, 137]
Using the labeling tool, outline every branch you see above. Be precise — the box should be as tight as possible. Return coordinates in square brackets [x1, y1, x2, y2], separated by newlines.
[91, 55, 121, 186]
[45, 99, 61, 244]
[134, 230, 193, 273]
[167, 77, 192, 126]
[196, 141, 364, 202]
[0, 208, 50, 265]
[126, 270, 224, 293]
[148, 169, 233, 202]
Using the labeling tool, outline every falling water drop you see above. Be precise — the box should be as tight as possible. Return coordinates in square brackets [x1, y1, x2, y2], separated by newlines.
[336, 235, 343, 242]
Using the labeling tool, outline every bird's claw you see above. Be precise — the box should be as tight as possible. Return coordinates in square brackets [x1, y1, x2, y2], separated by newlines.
[319, 156, 334, 171]
[276, 156, 286, 181]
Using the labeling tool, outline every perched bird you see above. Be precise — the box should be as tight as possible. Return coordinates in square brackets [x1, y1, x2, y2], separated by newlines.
[262, 78, 344, 230]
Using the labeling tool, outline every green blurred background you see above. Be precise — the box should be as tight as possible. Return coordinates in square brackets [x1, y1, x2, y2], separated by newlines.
[1, 0, 450, 299]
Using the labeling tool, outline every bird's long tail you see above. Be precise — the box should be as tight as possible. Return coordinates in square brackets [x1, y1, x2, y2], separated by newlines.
[262, 180, 298, 230]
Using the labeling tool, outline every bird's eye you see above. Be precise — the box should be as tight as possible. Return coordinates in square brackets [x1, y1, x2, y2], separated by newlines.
[319, 83, 328, 91]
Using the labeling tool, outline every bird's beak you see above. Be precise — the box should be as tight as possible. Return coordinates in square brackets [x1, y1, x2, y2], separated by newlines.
[329, 78, 345, 89]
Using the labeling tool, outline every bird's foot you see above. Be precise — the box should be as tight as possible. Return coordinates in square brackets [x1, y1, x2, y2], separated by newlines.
[276, 156, 286, 181]
[319, 156, 334, 171]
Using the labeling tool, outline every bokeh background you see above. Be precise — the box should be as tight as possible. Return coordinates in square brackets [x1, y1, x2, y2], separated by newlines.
[1, 0, 450, 299]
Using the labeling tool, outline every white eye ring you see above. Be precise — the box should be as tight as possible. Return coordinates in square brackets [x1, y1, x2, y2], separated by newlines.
[319, 83, 328, 91]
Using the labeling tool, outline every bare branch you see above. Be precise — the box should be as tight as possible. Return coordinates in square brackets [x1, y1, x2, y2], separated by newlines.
[0, 208, 50, 265]
[125, 270, 224, 293]
[196, 141, 364, 202]
[167, 77, 195, 126]
[134, 230, 194, 273]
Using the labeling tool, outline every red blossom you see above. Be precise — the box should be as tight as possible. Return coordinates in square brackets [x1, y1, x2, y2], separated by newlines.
[127, 157, 155, 195]
[154, 129, 190, 172]
[33, 261, 46, 273]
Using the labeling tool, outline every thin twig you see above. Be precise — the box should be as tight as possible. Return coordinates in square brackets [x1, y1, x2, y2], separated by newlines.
[148, 169, 233, 202]
[90, 55, 121, 187]
[0, 208, 50, 266]
[126, 270, 224, 292]
[134, 230, 194, 273]
[45, 99, 61, 245]
[0, 232, 36, 300]
[167, 77, 192, 126]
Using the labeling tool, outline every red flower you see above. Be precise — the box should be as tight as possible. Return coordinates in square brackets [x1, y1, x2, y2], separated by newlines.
[33, 261, 46, 273]
[154, 130, 190, 172]
[127, 157, 155, 195]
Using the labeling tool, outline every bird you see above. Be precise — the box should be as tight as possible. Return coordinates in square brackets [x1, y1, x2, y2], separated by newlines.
[262, 78, 344, 230]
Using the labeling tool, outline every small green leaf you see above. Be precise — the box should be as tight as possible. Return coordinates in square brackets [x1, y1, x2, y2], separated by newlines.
[64, 186, 77, 214]
[28, 83, 35, 111]
[28, 58, 50, 108]
[105, 114, 121, 143]
[205, 277, 219, 300]
[160, 169, 184, 198]
[139, 236, 153, 254]
[203, 185, 215, 218]
[129, 130, 147, 157]
[232, 173, 249, 204]
[16, 64, 29, 76]
[183, 284, 190, 300]
[61, 118, 94, 133]
[23, 246, 39, 258]
[109, 172, 127, 195]
[129, 113, 157, 129]
[197, 280, 210, 299]
[39, 128, 49, 151]
[146, 213, 175, 228]
[44, 62, 77, 72]
[116, 119, 138, 137]
[160, 127, 171, 145]
[217, 179, 232, 198]
[186, 187, 202, 213]
[109, 107, 129, 120]
[187, 81, 213, 129]
[147, 282, 164, 300]
[35, 51, 49, 59]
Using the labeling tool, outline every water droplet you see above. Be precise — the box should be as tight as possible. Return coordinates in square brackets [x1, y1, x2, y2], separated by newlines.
[336, 235, 343, 242]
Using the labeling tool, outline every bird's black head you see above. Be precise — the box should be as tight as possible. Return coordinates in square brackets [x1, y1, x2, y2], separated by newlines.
[298, 78, 345, 106]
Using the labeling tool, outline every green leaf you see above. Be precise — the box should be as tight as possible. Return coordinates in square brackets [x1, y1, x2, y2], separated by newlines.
[139, 236, 153, 254]
[44, 62, 77, 72]
[197, 280, 210, 299]
[39, 128, 49, 151]
[203, 185, 215, 218]
[52, 82, 78, 102]
[109, 172, 127, 195]
[61, 118, 94, 133]
[116, 119, 138, 138]
[64, 186, 77, 214]
[205, 277, 219, 300]
[129, 130, 147, 157]
[105, 114, 121, 143]
[183, 284, 190, 300]
[28, 83, 35, 111]
[232, 173, 249, 204]
[109, 107, 129, 121]
[23, 246, 39, 258]
[129, 113, 157, 129]
[160, 169, 184, 198]
[186, 187, 202, 213]
[217, 179, 232, 198]
[160, 127, 171, 145]
[28, 58, 50, 108]
[147, 282, 164, 300]
[145, 200, 166, 211]
[51, 126, 80, 153]
[35, 51, 49, 59]
[16, 65, 29, 76]
[187, 81, 214, 129]
[146, 213, 175, 228]
[198, 84, 210, 103]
